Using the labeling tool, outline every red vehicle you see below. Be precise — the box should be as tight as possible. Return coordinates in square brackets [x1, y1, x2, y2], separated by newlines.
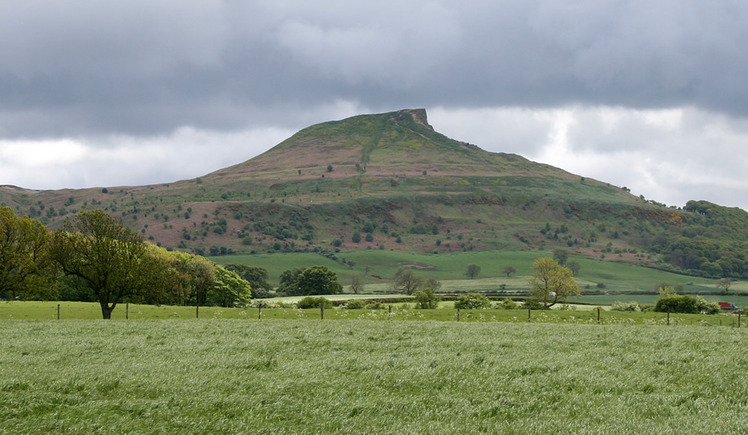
[718, 302, 738, 309]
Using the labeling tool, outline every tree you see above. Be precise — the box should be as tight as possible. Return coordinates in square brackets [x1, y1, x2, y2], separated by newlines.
[426, 277, 441, 292]
[294, 265, 342, 295]
[552, 249, 569, 266]
[49, 210, 163, 319]
[350, 274, 364, 294]
[225, 264, 273, 298]
[717, 278, 733, 293]
[655, 282, 683, 297]
[0, 206, 56, 300]
[454, 293, 492, 309]
[278, 267, 305, 295]
[392, 269, 424, 295]
[414, 288, 440, 309]
[206, 266, 252, 307]
[566, 260, 581, 276]
[157, 249, 215, 306]
[465, 264, 481, 279]
[502, 266, 516, 278]
[529, 257, 580, 309]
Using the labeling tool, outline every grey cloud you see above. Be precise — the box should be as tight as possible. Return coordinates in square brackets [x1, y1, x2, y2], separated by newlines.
[2, 0, 748, 139]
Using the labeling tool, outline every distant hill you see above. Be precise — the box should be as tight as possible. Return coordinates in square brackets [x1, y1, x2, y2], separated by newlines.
[1, 109, 747, 279]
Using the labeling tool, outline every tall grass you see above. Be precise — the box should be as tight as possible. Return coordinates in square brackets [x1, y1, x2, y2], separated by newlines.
[1, 320, 747, 433]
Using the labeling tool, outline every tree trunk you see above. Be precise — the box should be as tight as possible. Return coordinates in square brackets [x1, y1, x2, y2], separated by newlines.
[100, 303, 113, 319]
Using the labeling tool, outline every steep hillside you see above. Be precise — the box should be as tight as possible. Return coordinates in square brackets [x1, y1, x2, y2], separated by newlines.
[1, 109, 747, 279]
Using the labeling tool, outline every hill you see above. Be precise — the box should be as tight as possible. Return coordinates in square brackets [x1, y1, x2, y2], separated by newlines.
[1, 109, 747, 280]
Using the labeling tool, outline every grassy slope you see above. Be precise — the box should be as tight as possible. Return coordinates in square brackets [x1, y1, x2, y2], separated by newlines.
[2, 320, 748, 433]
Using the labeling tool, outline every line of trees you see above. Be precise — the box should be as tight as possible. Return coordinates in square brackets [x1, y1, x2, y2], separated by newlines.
[1, 207, 253, 319]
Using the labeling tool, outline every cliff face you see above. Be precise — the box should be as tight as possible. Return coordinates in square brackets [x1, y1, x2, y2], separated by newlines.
[400, 108, 432, 130]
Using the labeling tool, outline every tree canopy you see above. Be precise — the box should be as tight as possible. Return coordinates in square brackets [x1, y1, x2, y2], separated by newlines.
[529, 257, 580, 309]
[465, 264, 481, 279]
[49, 210, 166, 319]
[0, 206, 56, 300]
[279, 265, 342, 295]
[206, 266, 252, 307]
[225, 264, 272, 298]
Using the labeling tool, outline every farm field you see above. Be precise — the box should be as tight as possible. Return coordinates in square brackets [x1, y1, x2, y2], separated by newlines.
[2, 319, 747, 433]
[210, 249, 733, 294]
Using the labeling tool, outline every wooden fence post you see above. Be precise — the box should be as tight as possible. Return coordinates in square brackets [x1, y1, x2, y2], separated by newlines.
[57, 304, 60, 320]
[321, 304, 325, 320]
[126, 303, 129, 320]
[528, 308, 531, 322]
[258, 306, 262, 320]
[597, 307, 601, 324]
[457, 308, 461, 322]
[739, 312, 742, 328]
[667, 312, 670, 325]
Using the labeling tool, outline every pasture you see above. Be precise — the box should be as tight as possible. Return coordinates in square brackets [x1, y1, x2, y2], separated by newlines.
[2, 319, 747, 433]
[211, 249, 736, 296]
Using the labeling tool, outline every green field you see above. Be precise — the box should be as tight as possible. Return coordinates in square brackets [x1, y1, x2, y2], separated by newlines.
[2, 319, 748, 433]
[211, 249, 743, 303]
[2, 301, 745, 327]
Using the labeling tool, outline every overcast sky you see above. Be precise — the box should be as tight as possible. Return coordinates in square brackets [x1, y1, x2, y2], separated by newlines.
[2, 1, 748, 210]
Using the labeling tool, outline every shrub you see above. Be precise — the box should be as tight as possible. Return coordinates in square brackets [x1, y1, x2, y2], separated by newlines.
[496, 298, 518, 310]
[344, 299, 366, 309]
[611, 301, 642, 312]
[297, 297, 333, 309]
[414, 288, 440, 309]
[454, 293, 492, 310]
[654, 295, 719, 314]
[696, 296, 720, 315]
[654, 295, 700, 314]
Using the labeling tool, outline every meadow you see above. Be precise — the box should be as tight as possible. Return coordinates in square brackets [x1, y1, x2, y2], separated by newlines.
[2, 319, 747, 434]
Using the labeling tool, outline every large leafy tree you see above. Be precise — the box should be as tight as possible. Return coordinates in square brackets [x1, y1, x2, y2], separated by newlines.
[0, 206, 56, 300]
[225, 264, 272, 298]
[392, 269, 425, 295]
[49, 210, 163, 319]
[529, 257, 580, 309]
[278, 267, 306, 295]
[155, 249, 215, 306]
[206, 266, 252, 307]
[296, 265, 342, 295]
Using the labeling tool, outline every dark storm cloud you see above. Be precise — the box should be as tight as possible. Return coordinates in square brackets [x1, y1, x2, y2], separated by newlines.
[2, 0, 748, 138]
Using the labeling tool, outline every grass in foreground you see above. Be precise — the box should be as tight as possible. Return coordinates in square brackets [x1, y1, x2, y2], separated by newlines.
[1, 319, 747, 434]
